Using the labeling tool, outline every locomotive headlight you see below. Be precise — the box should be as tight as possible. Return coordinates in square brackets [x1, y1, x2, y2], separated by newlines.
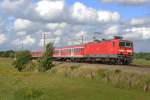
[118, 49, 125, 52]
[118, 49, 132, 53]
[126, 50, 132, 53]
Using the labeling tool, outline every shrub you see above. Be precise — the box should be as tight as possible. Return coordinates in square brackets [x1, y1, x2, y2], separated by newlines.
[23, 61, 36, 72]
[38, 43, 54, 72]
[12, 51, 32, 72]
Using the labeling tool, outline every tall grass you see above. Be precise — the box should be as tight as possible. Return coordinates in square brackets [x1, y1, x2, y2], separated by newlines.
[50, 64, 150, 92]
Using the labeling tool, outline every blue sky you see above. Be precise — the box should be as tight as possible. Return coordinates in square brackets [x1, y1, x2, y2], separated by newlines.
[0, 0, 150, 52]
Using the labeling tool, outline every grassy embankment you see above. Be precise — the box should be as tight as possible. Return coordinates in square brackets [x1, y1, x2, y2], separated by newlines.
[132, 59, 150, 67]
[0, 58, 150, 100]
[132, 53, 150, 67]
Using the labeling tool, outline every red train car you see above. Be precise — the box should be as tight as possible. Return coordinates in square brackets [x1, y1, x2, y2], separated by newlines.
[53, 45, 84, 58]
[32, 36, 134, 65]
[32, 50, 43, 58]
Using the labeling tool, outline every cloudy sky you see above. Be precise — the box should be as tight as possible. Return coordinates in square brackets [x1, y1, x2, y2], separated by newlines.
[0, 0, 150, 52]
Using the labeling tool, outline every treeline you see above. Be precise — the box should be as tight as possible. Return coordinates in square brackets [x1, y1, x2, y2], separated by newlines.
[0, 50, 15, 58]
[134, 53, 150, 60]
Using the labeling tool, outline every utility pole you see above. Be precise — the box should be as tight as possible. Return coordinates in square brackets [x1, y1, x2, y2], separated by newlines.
[14, 48, 16, 60]
[20, 36, 24, 50]
[42, 32, 48, 51]
[21, 39, 23, 50]
[43, 32, 46, 50]
[93, 32, 101, 41]
[81, 35, 84, 44]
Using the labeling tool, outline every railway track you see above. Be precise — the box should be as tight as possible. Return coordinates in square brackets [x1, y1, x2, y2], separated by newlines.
[128, 64, 150, 69]
[54, 61, 150, 74]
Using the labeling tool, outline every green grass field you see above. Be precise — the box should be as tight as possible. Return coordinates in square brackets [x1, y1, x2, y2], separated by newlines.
[0, 58, 150, 100]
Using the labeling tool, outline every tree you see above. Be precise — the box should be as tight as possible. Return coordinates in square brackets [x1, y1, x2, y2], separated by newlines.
[134, 52, 150, 60]
[38, 43, 54, 72]
[0, 50, 15, 58]
[12, 51, 32, 72]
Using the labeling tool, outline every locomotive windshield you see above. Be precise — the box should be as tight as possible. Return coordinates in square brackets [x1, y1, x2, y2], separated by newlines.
[119, 42, 132, 47]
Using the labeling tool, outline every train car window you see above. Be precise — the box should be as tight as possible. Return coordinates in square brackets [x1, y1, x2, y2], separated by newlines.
[69, 49, 71, 54]
[55, 50, 57, 54]
[75, 48, 79, 52]
[126, 42, 132, 47]
[54, 50, 57, 54]
[56, 50, 59, 54]
[74, 48, 76, 53]
[120, 42, 132, 47]
[79, 48, 81, 52]
[58, 50, 60, 54]
[73, 48, 76, 53]
[68, 49, 71, 53]
[77, 48, 80, 52]
[75, 48, 77, 53]
[119, 42, 125, 47]
[81, 48, 83, 51]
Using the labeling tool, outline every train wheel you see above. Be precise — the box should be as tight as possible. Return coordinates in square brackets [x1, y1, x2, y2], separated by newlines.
[111, 59, 117, 65]
[123, 60, 130, 65]
[116, 59, 123, 65]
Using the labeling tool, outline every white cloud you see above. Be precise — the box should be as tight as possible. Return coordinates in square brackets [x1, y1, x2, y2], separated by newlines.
[101, 0, 150, 5]
[0, 34, 7, 44]
[53, 30, 63, 36]
[124, 27, 150, 40]
[129, 17, 150, 26]
[130, 18, 145, 25]
[35, 0, 65, 20]
[12, 35, 35, 46]
[46, 22, 68, 30]
[1, 0, 29, 13]
[0, 17, 4, 28]
[23, 35, 35, 45]
[14, 18, 32, 31]
[97, 11, 120, 23]
[71, 2, 98, 23]
[54, 37, 61, 45]
[39, 36, 61, 47]
[12, 39, 20, 46]
[76, 31, 87, 37]
[38, 38, 55, 47]
[71, 2, 120, 24]
[104, 25, 119, 34]
[17, 31, 27, 36]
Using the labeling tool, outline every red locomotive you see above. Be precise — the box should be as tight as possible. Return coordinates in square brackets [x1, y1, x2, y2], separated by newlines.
[32, 36, 134, 65]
